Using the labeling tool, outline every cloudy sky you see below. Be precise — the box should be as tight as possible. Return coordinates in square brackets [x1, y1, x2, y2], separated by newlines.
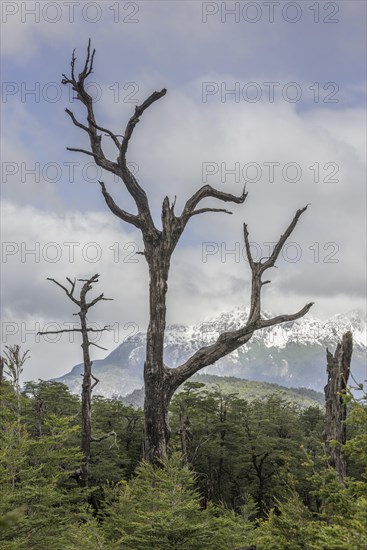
[1, 0, 366, 381]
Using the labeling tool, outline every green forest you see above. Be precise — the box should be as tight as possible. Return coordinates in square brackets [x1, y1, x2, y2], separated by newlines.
[1, 348, 366, 549]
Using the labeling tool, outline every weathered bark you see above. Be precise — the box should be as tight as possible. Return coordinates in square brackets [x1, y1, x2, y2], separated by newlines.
[62, 41, 314, 463]
[143, 233, 172, 463]
[324, 331, 353, 481]
[143, 375, 171, 463]
[38, 274, 112, 485]
[79, 300, 93, 485]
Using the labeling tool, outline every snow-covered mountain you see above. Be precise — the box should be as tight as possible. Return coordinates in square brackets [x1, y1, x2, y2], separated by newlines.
[54, 308, 367, 398]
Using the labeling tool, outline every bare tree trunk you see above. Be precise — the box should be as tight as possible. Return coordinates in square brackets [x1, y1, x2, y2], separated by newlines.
[80, 308, 93, 485]
[143, 248, 174, 463]
[324, 331, 353, 481]
[143, 375, 172, 463]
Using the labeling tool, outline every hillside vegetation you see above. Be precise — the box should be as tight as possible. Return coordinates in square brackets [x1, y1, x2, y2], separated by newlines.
[123, 374, 324, 409]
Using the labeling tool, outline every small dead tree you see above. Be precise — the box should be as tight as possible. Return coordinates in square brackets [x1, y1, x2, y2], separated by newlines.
[2, 345, 30, 424]
[324, 331, 353, 481]
[38, 273, 113, 485]
[61, 41, 314, 463]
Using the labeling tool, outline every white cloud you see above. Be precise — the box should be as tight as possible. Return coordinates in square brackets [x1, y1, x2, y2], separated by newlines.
[1, 0, 365, 382]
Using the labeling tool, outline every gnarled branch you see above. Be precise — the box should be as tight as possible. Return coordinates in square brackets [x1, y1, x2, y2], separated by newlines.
[171, 206, 313, 390]
[62, 40, 162, 234]
[98, 181, 142, 228]
[180, 184, 248, 223]
[46, 277, 79, 306]
[118, 89, 167, 162]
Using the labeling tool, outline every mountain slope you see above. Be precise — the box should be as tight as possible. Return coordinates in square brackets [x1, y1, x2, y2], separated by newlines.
[122, 374, 325, 410]
[54, 307, 366, 398]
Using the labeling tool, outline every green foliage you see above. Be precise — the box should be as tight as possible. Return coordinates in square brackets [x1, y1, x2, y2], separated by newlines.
[22, 380, 80, 437]
[90, 396, 143, 484]
[170, 385, 320, 514]
[0, 380, 19, 426]
[100, 453, 253, 549]
[254, 385, 367, 549]
[62, 515, 108, 549]
[254, 487, 367, 550]
[190, 374, 324, 407]
[0, 415, 85, 549]
[254, 492, 315, 549]
[344, 386, 367, 481]
[0, 367, 366, 549]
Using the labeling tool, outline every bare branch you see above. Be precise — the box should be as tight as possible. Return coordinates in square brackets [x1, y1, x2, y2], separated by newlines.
[91, 373, 99, 391]
[46, 277, 79, 305]
[98, 181, 142, 228]
[259, 205, 309, 273]
[243, 223, 255, 270]
[254, 303, 314, 330]
[171, 205, 313, 390]
[172, 331, 254, 390]
[78, 275, 100, 283]
[62, 41, 160, 234]
[66, 277, 76, 295]
[181, 184, 247, 223]
[38, 328, 82, 335]
[89, 342, 108, 351]
[38, 326, 111, 336]
[116, 90, 167, 231]
[79, 38, 95, 82]
[172, 301, 313, 389]
[88, 119, 121, 149]
[62, 42, 119, 177]
[66, 147, 96, 159]
[243, 206, 310, 323]
[86, 326, 111, 333]
[87, 292, 113, 309]
[188, 207, 233, 217]
[118, 89, 167, 162]
[65, 109, 91, 134]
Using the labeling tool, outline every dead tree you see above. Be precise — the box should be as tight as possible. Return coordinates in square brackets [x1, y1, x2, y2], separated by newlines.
[38, 274, 112, 486]
[61, 41, 314, 463]
[2, 345, 30, 425]
[324, 331, 353, 481]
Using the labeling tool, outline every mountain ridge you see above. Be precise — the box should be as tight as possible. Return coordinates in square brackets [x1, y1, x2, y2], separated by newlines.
[54, 307, 367, 398]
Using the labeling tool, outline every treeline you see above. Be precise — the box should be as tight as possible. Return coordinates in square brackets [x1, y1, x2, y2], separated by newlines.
[1, 377, 366, 548]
